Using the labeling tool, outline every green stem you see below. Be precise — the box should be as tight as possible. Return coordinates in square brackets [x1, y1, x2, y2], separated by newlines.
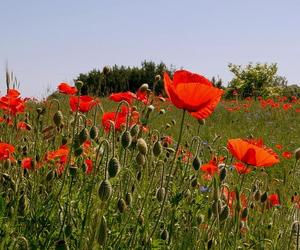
[148, 109, 186, 242]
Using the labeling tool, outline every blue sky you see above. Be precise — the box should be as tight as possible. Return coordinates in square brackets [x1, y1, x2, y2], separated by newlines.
[1, 0, 300, 98]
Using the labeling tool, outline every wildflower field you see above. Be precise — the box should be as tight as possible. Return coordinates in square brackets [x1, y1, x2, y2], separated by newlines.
[1, 70, 300, 249]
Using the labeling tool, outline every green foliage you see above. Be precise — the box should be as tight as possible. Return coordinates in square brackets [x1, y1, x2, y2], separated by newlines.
[226, 63, 287, 98]
[76, 61, 173, 96]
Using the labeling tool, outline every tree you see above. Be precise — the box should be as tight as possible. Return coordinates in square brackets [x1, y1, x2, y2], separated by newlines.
[227, 63, 286, 98]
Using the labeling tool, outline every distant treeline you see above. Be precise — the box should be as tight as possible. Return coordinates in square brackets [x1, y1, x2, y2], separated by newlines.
[76, 61, 174, 96]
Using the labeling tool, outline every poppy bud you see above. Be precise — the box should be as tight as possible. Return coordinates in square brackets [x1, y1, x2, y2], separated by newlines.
[102, 65, 111, 75]
[197, 214, 204, 225]
[171, 119, 176, 126]
[192, 156, 201, 171]
[137, 171, 142, 181]
[74, 146, 83, 157]
[69, 166, 78, 177]
[295, 148, 300, 161]
[90, 125, 99, 140]
[75, 80, 83, 90]
[147, 105, 154, 112]
[219, 167, 227, 182]
[98, 180, 112, 201]
[4, 159, 11, 169]
[121, 130, 132, 148]
[53, 110, 63, 127]
[241, 207, 248, 219]
[117, 198, 127, 213]
[137, 138, 148, 155]
[98, 215, 108, 246]
[161, 229, 169, 241]
[54, 239, 69, 250]
[138, 214, 145, 225]
[125, 192, 132, 206]
[130, 124, 139, 137]
[207, 239, 213, 249]
[207, 207, 213, 220]
[108, 157, 120, 178]
[198, 119, 205, 125]
[153, 141, 162, 157]
[261, 191, 268, 203]
[254, 190, 261, 201]
[139, 83, 149, 92]
[155, 75, 161, 82]
[61, 135, 68, 145]
[166, 123, 171, 129]
[18, 194, 29, 216]
[191, 178, 198, 188]
[79, 128, 89, 145]
[212, 199, 222, 215]
[156, 187, 165, 202]
[219, 205, 229, 221]
[136, 153, 146, 166]
[159, 109, 165, 114]
[46, 170, 55, 181]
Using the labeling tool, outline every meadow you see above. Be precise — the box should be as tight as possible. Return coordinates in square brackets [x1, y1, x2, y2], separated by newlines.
[1, 71, 300, 249]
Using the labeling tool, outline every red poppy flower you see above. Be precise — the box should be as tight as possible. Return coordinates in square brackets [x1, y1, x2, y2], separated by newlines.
[0, 89, 25, 115]
[164, 70, 223, 119]
[46, 145, 70, 174]
[275, 144, 283, 150]
[69, 96, 97, 113]
[84, 159, 93, 174]
[200, 157, 222, 180]
[282, 151, 292, 159]
[22, 157, 32, 170]
[227, 138, 279, 167]
[222, 187, 247, 217]
[102, 106, 139, 132]
[268, 193, 280, 207]
[58, 83, 78, 95]
[233, 162, 252, 174]
[282, 103, 292, 111]
[0, 143, 15, 161]
[136, 89, 149, 104]
[109, 91, 136, 104]
[17, 121, 31, 131]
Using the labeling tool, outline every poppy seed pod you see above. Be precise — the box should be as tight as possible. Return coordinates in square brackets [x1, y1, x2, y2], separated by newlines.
[136, 153, 146, 166]
[117, 198, 127, 213]
[98, 180, 112, 201]
[108, 157, 120, 178]
[192, 156, 201, 171]
[156, 187, 165, 202]
[137, 138, 148, 155]
[53, 110, 63, 127]
[79, 128, 89, 145]
[121, 130, 132, 148]
[219, 205, 229, 221]
[90, 125, 99, 140]
[153, 141, 162, 157]
[295, 148, 300, 161]
[98, 215, 108, 246]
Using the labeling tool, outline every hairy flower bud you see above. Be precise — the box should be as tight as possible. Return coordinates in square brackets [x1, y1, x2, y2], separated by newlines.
[137, 138, 148, 155]
[192, 156, 201, 171]
[98, 180, 112, 201]
[90, 125, 99, 140]
[117, 198, 127, 213]
[153, 141, 162, 157]
[98, 215, 108, 246]
[108, 157, 121, 178]
[156, 187, 165, 202]
[53, 110, 63, 127]
[121, 130, 132, 148]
